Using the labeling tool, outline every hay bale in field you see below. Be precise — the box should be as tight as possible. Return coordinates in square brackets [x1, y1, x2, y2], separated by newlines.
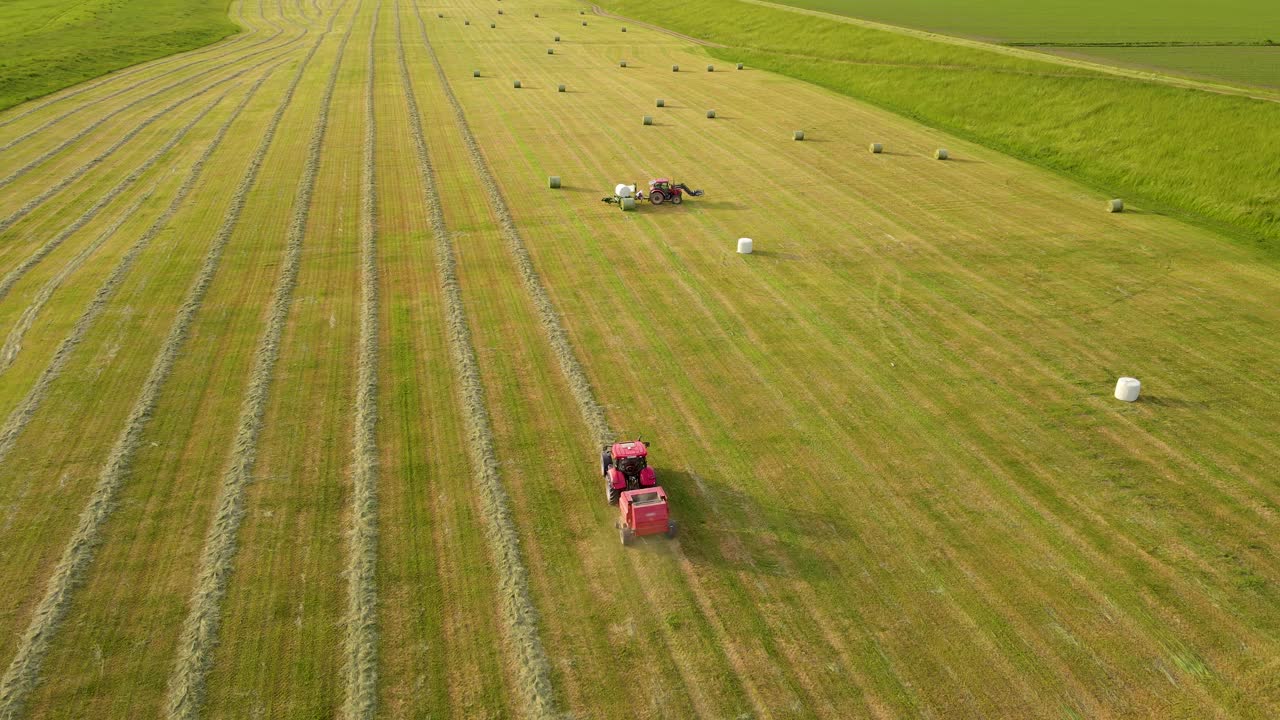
[621, 27, 627, 32]
[498, 8, 503, 13]
[620, 197, 636, 211]
[513, 80, 522, 88]
[1108, 198, 1124, 213]
[619, 60, 627, 67]
[547, 48, 554, 54]
[707, 65, 714, 72]
[490, 22, 496, 28]
[737, 62, 744, 70]
[706, 109, 716, 118]
[437, 12, 443, 18]
[464, 19, 470, 25]
[934, 148, 949, 160]
[869, 142, 883, 153]
[793, 130, 804, 141]
[656, 98, 664, 107]
[737, 237, 753, 254]
[1114, 377, 1140, 401]
[672, 64, 679, 72]
[473, 69, 481, 77]
[548, 176, 561, 189]
[643, 115, 653, 125]
[558, 83, 566, 92]
[554, 35, 560, 41]
[534, 12, 540, 17]
[582, 21, 588, 25]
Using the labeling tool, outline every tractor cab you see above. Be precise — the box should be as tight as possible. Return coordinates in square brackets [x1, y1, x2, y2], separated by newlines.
[649, 178, 672, 193]
[618, 487, 676, 545]
[602, 439, 657, 505]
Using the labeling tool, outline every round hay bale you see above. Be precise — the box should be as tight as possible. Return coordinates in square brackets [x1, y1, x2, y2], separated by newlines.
[656, 98, 664, 107]
[547, 48, 554, 54]
[580, 10, 586, 14]
[737, 237, 753, 254]
[707, 65, 715, 72]
[513, 80, 522, 88]
[1114, 377, 1141, 402]
[554, 35, 560, 41]
[620, 197, 636, 211]
[706, 109, 716, 118]
[619, 60, 627, 67]
[621, 27, 627, 32]
[672, 64, 679, 72]
[643, 115, 653, 125]
[490, 22, 496, 28]
[473, 69, 481, 77]
[558, 83, 566, 92]
[437, 13, 443, 18]
[737, 62, 744, 70]
[498, 8, 503, 13]
[464, 19, 470, 25]
[793, 130, 805, 141]
[869, 142, 883, 153]
[1108, 198, 1124, 213]
[548, 176, 561, 189]
[934, 148, 949, 160]
[534, 12, 539, 17]
[582, 20, 588, 25]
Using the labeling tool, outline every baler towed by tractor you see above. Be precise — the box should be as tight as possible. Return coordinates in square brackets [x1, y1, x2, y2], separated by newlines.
[601, 439, 677, 544]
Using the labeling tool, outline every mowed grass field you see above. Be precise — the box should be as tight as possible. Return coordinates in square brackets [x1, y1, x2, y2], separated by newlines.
[0, 0, 1278, 718]
[766, 0, 1280, 89]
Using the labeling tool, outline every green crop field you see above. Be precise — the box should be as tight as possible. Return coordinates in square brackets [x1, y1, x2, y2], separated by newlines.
[0, 0, 241, 112]
[767, 0, 1280, 89]
[1, 0, 1279, 718]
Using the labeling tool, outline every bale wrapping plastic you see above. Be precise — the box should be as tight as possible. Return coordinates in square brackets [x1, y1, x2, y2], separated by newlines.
[934, 148, 949, 160]
[793, 130, 805, 141]
[615, 184, 636, 198]
[1109, 198, 1124, 213]
[869, 142, 883, 153]
[1114, 377, 1141, 402]
[737, 238, 753, 254]
[548, 176, 561, 189]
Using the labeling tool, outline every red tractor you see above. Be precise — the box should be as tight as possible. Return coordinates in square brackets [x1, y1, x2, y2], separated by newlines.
[601, 439, 656, 505]
[646, 178, 704, 206]
[617, 486, 677, 545]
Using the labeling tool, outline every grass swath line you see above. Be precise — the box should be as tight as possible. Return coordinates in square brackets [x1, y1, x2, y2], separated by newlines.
[340, 2, 381, 717]
[163, 2, 360, 715]
[399, 3, 558, 717]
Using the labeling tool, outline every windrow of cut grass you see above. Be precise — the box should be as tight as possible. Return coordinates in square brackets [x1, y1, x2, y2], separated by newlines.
[163, 1, 359, 716]
[597, 0, 1280, 252]
[0, 60, 285, 718]
[405, 5, 559, 717]
[340, 2, 381, 718]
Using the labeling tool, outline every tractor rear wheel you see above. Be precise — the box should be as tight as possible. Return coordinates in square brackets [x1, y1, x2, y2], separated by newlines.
[671, 193, 682, 205]
[650, 192, 664, 205]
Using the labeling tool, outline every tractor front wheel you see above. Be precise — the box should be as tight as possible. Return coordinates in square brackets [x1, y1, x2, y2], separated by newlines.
[671, 193, 682, 205]
[650, 192, 664, 205]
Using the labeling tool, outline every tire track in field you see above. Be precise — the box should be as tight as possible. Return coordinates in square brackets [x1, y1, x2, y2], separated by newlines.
[164, 2, 359, 715]
[341, 2, 380, 717]
[0, 25, 309, 190]
[0, 182, 157, 373]
[0, 52, 298, 718]
[398, 5, 558, 717]
[0, 87, 232, 304]
[0, 42, 296, 238]
[0, 0, 276, 132]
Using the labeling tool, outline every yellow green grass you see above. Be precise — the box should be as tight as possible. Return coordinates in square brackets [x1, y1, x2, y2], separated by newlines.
[0, 0, 1277, 717]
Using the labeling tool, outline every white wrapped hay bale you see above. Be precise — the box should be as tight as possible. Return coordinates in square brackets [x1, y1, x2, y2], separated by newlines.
[869, 142, 883, 153]
[737, 238, 753, 254]
[615, 184, 636, 198]
[643, 115, 653, 125]
[1115, 377, 1141, 402]
[706, 109, 716, 118]
[707, 65, 714, 72]
[793, 130, 804, 141]
[737, 62, 744, 70]
[513, 79, 522, 88]
[672, 64, 679, 72]
[934, 148, 949, 160]
[1109, 198, 1124, 213]
[548, 176, 561, 189]
[620, 197, 636, 211]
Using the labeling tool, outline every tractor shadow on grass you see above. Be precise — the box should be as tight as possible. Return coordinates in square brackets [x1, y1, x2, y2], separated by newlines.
[658, 468, 849, 583]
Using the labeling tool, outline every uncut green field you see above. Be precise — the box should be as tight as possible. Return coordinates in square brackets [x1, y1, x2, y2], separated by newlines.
[0, 0, 1278, 718]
